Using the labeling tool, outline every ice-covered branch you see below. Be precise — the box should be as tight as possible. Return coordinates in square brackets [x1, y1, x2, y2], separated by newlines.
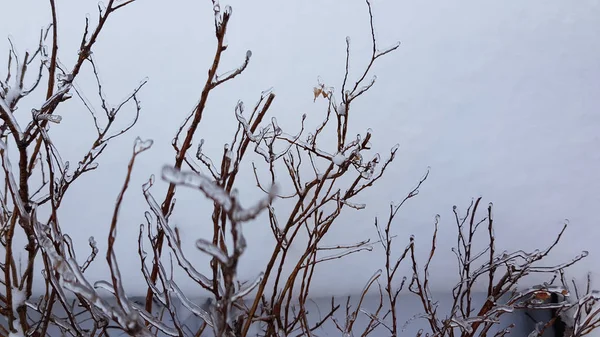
[161, 166, 277, 222]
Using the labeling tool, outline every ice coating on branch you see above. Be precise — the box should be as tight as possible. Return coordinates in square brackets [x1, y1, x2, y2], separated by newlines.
[449, 317, 474, 334]
[332, 153, 346, 166]
[133, 137, 153, 154]
[488, 304, 514, 314]
[337, 102, 347, 116]
[362, 269, 382, 295]
[129, 303, 179, 336]
[11, 287, 25, 315]
[361, 167, 374, 179]
[234, 223, 247, 253]
[89, 143, 108, 158]
[93, 280, 114, 292]
[89, 236, 97, 250]
[231, 272, 264, 302]
[0, 98, 23, 138]
[224, 144, 233, 161]
[162, 166, 233, 210]
[40, 80, 72, 111]
[528, 322, 546, 337]
[196, 139, 220, 177]
[368, 153, 380, 167]
[142, 176, 214, 289]
[34, 113, 62, 123]
[87, 162, 99, 171]
[196, 239, 229, 265]
[34, 221, 150, 336]
[170, 282, 213, 327]
[353, 75, 377, 97]
[342, 199, 366, 210]
[529, 250, 589, 272]
[95, 281, 178, 336]
[98, 1, 107, 13]
[271, 117, 282, 135]
[235, 101, 267, 143]
[0, 140, 27, 216]
[162, 166, 277, 221]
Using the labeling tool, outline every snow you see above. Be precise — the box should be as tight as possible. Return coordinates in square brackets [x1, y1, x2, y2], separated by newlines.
[4, 86, 21, 106]
[10, 287, 25, 315]
[332, 152, 346, 166]
[8, 325, 24, 337]
[0, 97, 23, 138]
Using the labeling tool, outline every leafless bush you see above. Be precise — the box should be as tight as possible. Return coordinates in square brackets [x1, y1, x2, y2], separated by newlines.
[0, 1, 597, 337]
[372, 192, 599, 337]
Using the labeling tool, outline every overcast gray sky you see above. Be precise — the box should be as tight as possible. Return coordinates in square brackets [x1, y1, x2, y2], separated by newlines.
[1, 0, 599, 298]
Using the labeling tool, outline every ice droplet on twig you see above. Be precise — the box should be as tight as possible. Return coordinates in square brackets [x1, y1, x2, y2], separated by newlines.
[360, 168, 373, 179]
[271, 117, 282, 135]
[337, 102, 347, 116]
[232, 183, 278, 222]
[134, 137, 153, 154]
[170, 282, 213, 327]
[97, 1, 107, 13]
[89, 236, 98, 253]
[581, 251, 589, 257]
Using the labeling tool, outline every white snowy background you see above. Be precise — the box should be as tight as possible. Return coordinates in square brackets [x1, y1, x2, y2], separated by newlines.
[0, 0, 599, 306]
